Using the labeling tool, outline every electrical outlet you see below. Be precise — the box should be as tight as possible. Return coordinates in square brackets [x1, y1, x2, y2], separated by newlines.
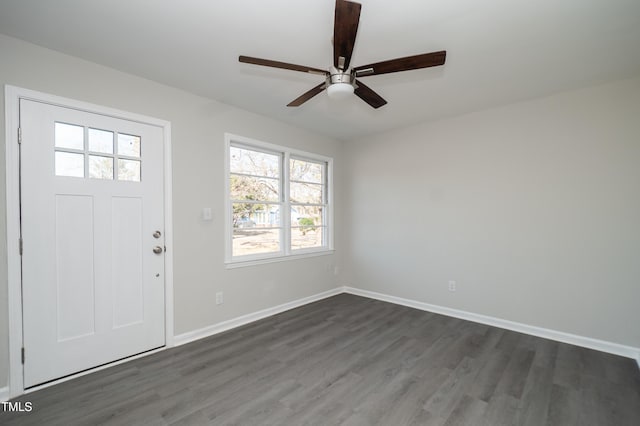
[448, 281, 456, 292]
[215, 291, 224, 305]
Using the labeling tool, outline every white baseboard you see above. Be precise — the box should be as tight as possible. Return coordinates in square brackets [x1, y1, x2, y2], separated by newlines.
[8, 285, 637, 400]
[173, 287, 344, 346]
[174, 285, 640, 365]
[343, 286, 640, 362]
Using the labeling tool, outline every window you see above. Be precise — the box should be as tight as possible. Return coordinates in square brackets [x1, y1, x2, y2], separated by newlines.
[54, 122, 142, 181]
[225, 134, 333, 264]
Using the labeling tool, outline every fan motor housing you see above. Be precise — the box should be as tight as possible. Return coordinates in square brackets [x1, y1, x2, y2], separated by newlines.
[326, 71, 355, 87]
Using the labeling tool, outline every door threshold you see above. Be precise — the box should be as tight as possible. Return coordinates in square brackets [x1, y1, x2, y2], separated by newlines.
[23, 345, 166, 395]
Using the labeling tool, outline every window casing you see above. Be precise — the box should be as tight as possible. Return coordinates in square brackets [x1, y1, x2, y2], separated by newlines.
[225, 134, 333, 265]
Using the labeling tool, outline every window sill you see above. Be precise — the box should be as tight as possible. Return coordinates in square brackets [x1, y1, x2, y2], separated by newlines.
[225, 249, 335, 269]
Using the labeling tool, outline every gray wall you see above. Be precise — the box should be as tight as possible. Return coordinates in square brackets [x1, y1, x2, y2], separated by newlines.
[0, 34, 345, 389]
[344, 76, 640, 348]
[2, 30, 639, 393]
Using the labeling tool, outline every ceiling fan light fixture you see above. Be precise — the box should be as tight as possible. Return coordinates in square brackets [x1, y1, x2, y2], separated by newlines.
[326, 71, 355, 100]
[327, 82, 354, 100]
[239, 0, 446, 108]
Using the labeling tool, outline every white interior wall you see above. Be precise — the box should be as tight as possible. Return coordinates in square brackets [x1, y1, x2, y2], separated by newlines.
[0, 34, 345, 389]
[344, 75, 640, 349]
[2, 30, 639, 393]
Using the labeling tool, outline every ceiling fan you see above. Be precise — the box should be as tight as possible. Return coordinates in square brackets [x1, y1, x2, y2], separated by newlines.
[239, 0, 446, 109]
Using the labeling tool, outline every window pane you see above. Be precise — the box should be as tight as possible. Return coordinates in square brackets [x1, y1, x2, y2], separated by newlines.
[233, 203, 280, 228]
[55, 151, 84, 177]
[118, 159, 141, 182]
[233, 228, 281, 257]
[290, 158, 323, 183]
[290, 182, 323, 204]
[227, 140, 331, 261]
[55, 122, 84, 150]
[89, 155, 114, 180]
[118, 134, 141, 157]
[230, 146, 279, 178]
[291, 205, 324, 227]
[291, 226, 324, 250]
[230, 174, 279, 202]
[88, 128, 113, 154]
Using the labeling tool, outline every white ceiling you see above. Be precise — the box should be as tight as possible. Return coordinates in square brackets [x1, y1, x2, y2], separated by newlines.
[1, 0, 639, 141]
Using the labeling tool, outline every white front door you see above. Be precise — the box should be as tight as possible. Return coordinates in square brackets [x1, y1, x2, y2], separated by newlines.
[20, 99, 166, 388]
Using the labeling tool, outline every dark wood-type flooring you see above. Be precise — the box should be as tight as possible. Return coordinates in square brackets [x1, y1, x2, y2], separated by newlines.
[3, 294, 639, 425]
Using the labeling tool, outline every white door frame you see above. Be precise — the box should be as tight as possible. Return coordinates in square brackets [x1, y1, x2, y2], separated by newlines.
[4, 85, 175, 398]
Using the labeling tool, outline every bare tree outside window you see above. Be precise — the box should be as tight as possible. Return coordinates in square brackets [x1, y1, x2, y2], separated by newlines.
[230, 146, 282, 256]
[290, 158, 325, 249]
[228, 142, 331, 259]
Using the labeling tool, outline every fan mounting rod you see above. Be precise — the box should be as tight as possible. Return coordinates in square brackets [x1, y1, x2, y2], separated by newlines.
[238, 0, 446, 109]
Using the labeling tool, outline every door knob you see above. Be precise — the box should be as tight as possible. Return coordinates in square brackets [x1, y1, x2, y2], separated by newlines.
[153, 230, 162, 238]
[153, 246, 163, 254]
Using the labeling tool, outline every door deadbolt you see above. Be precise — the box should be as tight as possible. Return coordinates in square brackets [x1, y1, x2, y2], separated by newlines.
[153, 246, 163, 254]
[153, 230, 162, 239]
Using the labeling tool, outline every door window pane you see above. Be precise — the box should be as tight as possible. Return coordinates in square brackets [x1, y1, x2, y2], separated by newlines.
[55, 152, 84, 177]
[89, 155, 114, 180]
[88, 128, 114, 154]
[118, 134, 141, 157]
[118, 159, 141, 182]
[55, 122, 84, 150]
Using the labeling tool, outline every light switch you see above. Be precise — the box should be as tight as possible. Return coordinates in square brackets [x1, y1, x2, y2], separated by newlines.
[202, 207, 212, 221]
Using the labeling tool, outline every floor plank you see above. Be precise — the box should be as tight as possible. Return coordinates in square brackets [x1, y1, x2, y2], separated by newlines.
[2, 294, 639, 425]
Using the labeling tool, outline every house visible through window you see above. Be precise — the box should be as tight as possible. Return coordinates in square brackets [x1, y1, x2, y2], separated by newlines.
[226, 134, 333, 264]
[289, 157, 327, 250]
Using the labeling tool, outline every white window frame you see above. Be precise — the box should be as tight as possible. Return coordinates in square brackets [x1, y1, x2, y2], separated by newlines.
[224, 133, 334, 267]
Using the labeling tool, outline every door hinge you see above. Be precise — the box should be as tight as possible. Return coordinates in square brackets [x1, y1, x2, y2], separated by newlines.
[19, 238, 23, 255]
[18, 127, 22, 145]
[21, 347, 25, 364]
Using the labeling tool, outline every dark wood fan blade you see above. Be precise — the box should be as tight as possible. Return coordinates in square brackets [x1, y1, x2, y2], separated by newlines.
[354, 80, 387, 109]
[353, 51, 446, 76]
[239, 56, 328, 75]
[287, 82, 326, 107]
[333, 0, 361, 70]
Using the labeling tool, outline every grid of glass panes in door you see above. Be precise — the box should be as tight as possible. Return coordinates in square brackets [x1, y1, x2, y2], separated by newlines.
[54, 122, 142, 181]
[290, 157, 326, 250]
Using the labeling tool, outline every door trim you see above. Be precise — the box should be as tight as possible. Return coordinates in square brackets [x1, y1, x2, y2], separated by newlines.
[4, 85, 175, 398]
